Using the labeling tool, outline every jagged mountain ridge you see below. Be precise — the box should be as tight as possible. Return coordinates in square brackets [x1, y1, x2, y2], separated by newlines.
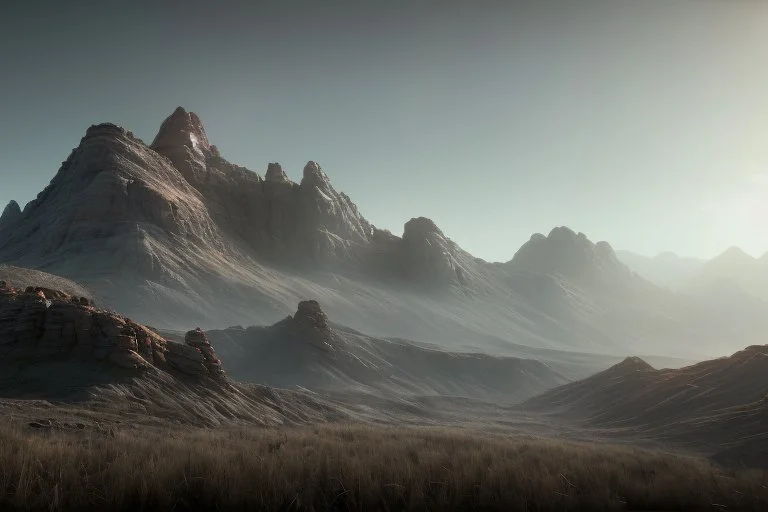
[1, 107, 766, 360]
[618, 246, 768, 302]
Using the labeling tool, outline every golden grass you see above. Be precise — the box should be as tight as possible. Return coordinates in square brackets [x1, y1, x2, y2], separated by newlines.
[0, 422, 766, 511]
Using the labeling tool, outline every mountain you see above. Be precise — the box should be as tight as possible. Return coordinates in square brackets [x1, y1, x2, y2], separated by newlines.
[510, 228, 632, 289]
[165, 300, 569, 403]
[687, 246, 768, 299]
[616, 250, 705, 290]
[1, 107, 766, 361]
[524, 345, 768, 468]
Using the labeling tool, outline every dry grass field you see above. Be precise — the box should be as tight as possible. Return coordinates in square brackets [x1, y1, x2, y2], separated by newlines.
[1, 421, 766, 511]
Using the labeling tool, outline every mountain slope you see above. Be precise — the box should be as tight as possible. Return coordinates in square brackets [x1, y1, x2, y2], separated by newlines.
[524, 345, 768, 467]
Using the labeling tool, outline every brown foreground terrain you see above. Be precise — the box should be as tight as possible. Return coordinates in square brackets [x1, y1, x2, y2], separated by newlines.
[1, 410, 767, 512]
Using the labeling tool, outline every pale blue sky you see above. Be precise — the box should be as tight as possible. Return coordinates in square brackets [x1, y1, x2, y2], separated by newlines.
[2, 1, 768, 261]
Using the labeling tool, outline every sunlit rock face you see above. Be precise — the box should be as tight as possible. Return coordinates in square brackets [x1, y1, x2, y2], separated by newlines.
[0, 283, 227, 382]
[148, 109, 376, 266]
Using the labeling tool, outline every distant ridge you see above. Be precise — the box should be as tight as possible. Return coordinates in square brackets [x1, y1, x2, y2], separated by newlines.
[524, 344, 768, 468]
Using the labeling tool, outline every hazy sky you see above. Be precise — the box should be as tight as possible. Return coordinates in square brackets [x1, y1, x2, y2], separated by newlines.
[2, 0, 768, 262]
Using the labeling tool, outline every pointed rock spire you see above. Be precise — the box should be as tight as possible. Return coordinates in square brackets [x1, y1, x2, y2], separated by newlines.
[151, 106, 211, 156]
[300, 161, 331, 189]
[265, 162, 289, 183]
[0, 200, 22, 231]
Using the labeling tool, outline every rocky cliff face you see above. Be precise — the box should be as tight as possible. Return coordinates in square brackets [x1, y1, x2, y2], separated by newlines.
[147, 107, 375, 266]
[0, 280, 226, 382]
[0, 107, 469, 287]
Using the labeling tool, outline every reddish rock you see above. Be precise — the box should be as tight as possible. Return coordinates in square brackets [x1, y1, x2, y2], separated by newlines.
[0, 284, 227, 382]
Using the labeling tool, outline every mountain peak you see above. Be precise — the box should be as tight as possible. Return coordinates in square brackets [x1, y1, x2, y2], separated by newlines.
[265, 162, 289, 183]
[715, 246, 754, 262]
[151, 106, 211, 156]
[613, 356, 655, 372]
[547, 226, 581, 241]
[300, 161, 331, 188]
[403, 217, 444, 238]
[0, 200, 22, 230]
[509, 226, 630, 286]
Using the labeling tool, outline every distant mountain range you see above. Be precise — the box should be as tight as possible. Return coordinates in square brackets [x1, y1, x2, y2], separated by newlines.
[1, 107, 766, 363]
[618, 247, 768, 302]
[615, 250, 706, 290]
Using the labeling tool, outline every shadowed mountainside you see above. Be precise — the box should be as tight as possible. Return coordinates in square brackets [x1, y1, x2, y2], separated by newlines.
[524, 345, 768, 468]
[177, 300, 569, 403]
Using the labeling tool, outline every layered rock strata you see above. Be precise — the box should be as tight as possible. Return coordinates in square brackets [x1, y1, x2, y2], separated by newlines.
[0, 281, 226, 381]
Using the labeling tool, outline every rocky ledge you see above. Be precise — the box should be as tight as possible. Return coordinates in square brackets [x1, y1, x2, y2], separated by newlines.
[0, 281, 226, 382]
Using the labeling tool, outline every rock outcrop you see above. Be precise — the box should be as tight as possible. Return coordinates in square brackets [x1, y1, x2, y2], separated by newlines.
[0, 282, 226, 382]
[0, 200, 21, 235]
[270, 300, 337, 352]
[182, 327, 226, 380]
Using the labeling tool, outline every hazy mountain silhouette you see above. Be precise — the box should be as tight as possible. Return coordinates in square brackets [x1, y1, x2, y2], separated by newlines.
[616, 250, 705, 290]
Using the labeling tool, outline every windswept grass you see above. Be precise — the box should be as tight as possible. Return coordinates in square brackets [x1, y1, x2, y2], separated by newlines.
[0, 422, 766, 511]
